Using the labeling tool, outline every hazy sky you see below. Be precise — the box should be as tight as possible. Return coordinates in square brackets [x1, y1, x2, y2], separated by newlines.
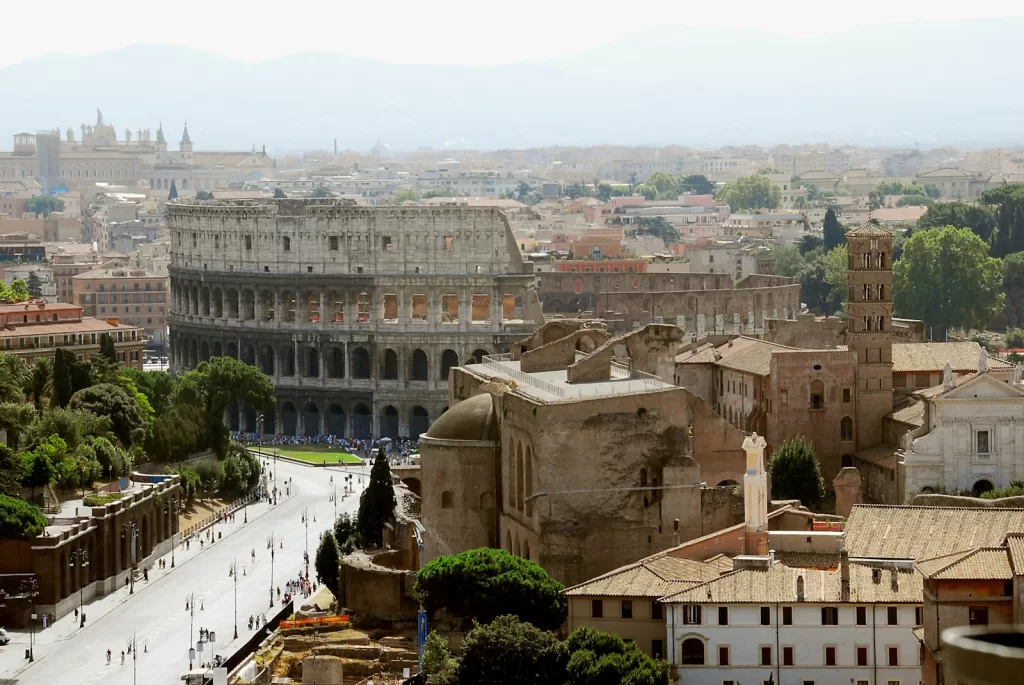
[4, 0, 1024, 68]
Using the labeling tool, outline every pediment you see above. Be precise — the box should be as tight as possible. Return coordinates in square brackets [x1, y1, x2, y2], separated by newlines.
[941, 373, 1024, 400]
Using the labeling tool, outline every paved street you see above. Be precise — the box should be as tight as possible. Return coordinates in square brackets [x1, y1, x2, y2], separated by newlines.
[0, 457, 368, 685]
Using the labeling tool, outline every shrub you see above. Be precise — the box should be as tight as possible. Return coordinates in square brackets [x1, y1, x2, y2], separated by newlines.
[457, 615, 567, 685]
[0, 495, 46, 538]
[1007, 328, 1024, 349]
[769, 436, 826, 505]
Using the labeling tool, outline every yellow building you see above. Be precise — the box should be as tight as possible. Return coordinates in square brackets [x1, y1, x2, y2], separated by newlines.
[72, 265, 166, 348]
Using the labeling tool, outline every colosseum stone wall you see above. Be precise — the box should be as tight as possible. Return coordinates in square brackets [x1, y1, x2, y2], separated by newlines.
[167, 199, 542, 439]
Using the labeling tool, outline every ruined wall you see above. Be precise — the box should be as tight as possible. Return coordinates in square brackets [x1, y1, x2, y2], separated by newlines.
[675, 361, 714, 404]
[687, 394, 748, 489]
[700, 486, 745, 536]
[512, 320, 604, 356]
[338, 555, 412, 619]
[521, 328, 611, 373]
[764, 316, 846, 349]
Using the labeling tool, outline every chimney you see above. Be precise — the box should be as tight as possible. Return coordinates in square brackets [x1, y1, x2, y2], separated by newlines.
[742, 433, 769, 555]
[890, 566, 899, 591]
[840, 549, 850, 602]
[796, 575, 805, 602]
[872, 568, 881, 583]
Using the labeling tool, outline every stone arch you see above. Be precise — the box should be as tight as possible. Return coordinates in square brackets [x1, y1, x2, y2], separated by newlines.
[200, 287, 211, 316]
[351, 346, 370, 379]
[441, 491, 453, 509]
[680, 637, 706, 665]
[383, 349, 399, 380]
[514, 533, 521, 557]
[841, 416, 854, 442]
[506, 530, 513, 552]
[189, 338, 198, 368]
[281, 346, 296, 376]
[525, 447, 534, 516]
[281, 291, 297, 322]
[441, 349, 459, 380]
[841, 454, 855, 468]
[471, 348, 490, 364]
[810, 378, 825, 409]
[973, 479, 995, 495]
[190, 285, 199, 315]
[410, 349, 428, 381]
[303, 346, 319, 378]
[241, 289, 255, 320]
[200, 340, 210, 362]
[523, 539, 530, 561]
[141, 514, 150, 557]
[281, 402, 298, 436]
[327, 347, 345, 379]
[226, 342, 238, 359]
[263, 409, 276, 436]
[260, 290, 275, 321]
[259, 345, 274, 375]
[352, 403, 372, 439]
[302, 402, 319, 437]
[516, 443, 524, 511]
[87, 537, 96, 583]
[403, 478, 422, 496]
[380, 405, 399, 439]
[225, 288, 239, 319]
[213, 341, 222, 358]
[410, 406, 429, 438]
[241, 344, 256, 366]
[212, 288, 223, 318]
[229, 401, 241, 431]
[327, 404, 345, 437]
[508, 438, 517, 508]
[480, 491, 494, 508]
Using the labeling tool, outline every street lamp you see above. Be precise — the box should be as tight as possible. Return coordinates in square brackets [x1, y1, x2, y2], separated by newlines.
[164, 498, 177, 568]
[127, 633, 148, 685]
[19, 578, 38, 662]
[229, 559, 247, 639]
[69, 547, 89, 627]
[185, 592, 205, 670]
[121, 521, 139, 594]
[267, 533, 281, 608]
[301, 508, 316, 578]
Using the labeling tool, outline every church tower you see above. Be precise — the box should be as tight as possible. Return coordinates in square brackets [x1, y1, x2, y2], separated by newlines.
[180, 122, 193, 161]
[155, 123, 167, 154]
[845, 223, 894, 449]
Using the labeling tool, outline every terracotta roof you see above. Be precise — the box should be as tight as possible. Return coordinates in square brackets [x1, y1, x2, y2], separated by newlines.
[855, 444, 899, 469]
[916, 548, 1013, 580]
[845, 224, 893, 237]
[888, 401, 925, 428]
[714, 337, 795, 376]
[0, 318, 142, 338]
[675, 343, 717, 364]
[662, 562, 921, 604]
[774, 552, 841, 569]
[1006, 534, 1024, 575]
[892, 342, 1012, 373]
[564, 555, 719, 597]
[845, 505, 1024, 560]
[703, 554, 735, 575]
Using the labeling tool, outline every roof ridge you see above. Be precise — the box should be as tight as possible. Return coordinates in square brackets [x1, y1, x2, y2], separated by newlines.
[853, 504, 1024, 512]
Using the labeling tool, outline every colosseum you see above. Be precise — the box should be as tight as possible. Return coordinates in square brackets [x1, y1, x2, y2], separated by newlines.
[167, 199, 543, 439]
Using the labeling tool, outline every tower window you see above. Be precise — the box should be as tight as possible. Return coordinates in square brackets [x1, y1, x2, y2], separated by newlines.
[810, 379, 825, 410]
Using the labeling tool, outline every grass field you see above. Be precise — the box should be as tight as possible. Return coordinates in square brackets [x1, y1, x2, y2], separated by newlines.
[260, 447, 362, 464]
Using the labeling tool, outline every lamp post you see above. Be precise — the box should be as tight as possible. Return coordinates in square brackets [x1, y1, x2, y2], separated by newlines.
[19, 578, 38, 662]
[185, 592, 204, 670]
[69, 548, 89, 627]
[267, 533, 281, 608]
[301, 508, 315, 578]
[229, 560, 246, 639]
[164, 498, 176, 568]
[127, 633, 148, 685]
[121, 521, 139, 594]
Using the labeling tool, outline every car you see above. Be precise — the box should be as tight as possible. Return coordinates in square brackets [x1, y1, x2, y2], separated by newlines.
[0, 628, 10, 645]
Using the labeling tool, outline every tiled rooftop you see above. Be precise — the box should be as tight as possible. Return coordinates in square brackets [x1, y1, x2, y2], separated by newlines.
[892, 342, 1012, 373]
[565, 556, 720, 598]
[916, 548, 1014, 580]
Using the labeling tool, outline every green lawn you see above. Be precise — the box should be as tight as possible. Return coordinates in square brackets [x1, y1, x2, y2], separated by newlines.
[261, 448, 362, 464]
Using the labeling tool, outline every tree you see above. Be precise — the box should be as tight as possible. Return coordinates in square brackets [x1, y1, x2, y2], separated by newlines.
[894, 226, 1005, 337]
[796, 251, 833, 315]
[422, 631, 459, 685]
[51, 348, 74, 408]
[716, 174, 781, 211]
[0, 495, 46, 539]
[391, 189, 421, 204]
[645, 172, 679, 196]
[0, 445, 23, 497]
[823, 245, 849, 316]
[25, 271, 42, 299]
[822, 208, 845, 252]
[315, 531, 341, 595]
[26, 357, 50, 413]
[21, 451, 54, 491]
[772, 245, 804, 278]
[357, 448, 396, 546]
[194, 190, 213, 200]
[769, 436, 825, 505]
[634, 216, 680, 245]
[98, 333, 117, 365]
[457, 615, 567, 685]
[416, 547, 568, 630]
[918, 202, 997, 244]
[1007, 328, 1024, 348]
[680, 174, 715, 195]
[799, 234, 823, 256]
[566, 627, 670, 685]
[273, 188, 287, 199]
[168, 180, 178, 200]
[896, 195, 933, 207]
[25, 195, 65, 217]
[333, 512, 360, 554]
[0, 402, 41, 450]
[68, 383, 147, 447]
[121, 368, 176, 416]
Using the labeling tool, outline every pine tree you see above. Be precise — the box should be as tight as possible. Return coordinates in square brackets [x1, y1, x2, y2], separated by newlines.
[357, 448, 396, 547]
[993, 202, 1012, 257]
[98, 333, 117, 364]
[314, 531, 341, 595]
[822, 208, 845, 252]
[25, 271, 42, 299]
[168, 180, 179, 200]
[52, 348, 73, 408]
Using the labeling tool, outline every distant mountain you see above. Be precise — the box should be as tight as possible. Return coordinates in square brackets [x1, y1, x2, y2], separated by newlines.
[0, 19, 1021, 152]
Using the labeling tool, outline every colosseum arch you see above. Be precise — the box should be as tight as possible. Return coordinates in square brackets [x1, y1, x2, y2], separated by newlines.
[303, 346, 319, 378]
[241, 344, 256, 366]
[190, 285, 199, 315]
[351, 347, 370, 379]
[200, 287, 211, 316]
[380, 405, 399, 439]
[212, 288, 223, 318]
[229, 402, 241, 431]
[259, 345, 274, 375]
[516, 443, 524, 511]
[244, 406, 257, 432]
[471, 349, 490, 364]
[383, 349, 399, 380]
[327, 404, 345, 436]
[441, 349, 459, 380]
[189, 339, 198, 368]
[263, 409, 277, 435]
[260, 290, 275, 321]
[241, 289, 255, 320]
[281, 346, 296, 377]
[212, 341, 223, 358]
[410, 349, 428, 381]
[302, 402, 319, 436]
[523, 539, 530, 561]
[225, 288, 239, 319]
[410, 406, 429, 438]
[352, 403, 372, 439]
[226, 342, 238, 359]
[281, 402, 298, 436]
[281, 291, 297, 322]
[326, 347, 345, 379]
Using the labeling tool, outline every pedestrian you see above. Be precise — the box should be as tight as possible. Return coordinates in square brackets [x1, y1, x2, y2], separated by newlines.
[201, 599, 204, 611]
[186, 599, 190, 611]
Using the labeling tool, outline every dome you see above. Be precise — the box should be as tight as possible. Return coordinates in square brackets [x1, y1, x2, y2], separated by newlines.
[424, 393, 498, 442]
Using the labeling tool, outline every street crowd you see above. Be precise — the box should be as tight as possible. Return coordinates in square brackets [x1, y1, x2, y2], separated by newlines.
[231, 433, 420, 459]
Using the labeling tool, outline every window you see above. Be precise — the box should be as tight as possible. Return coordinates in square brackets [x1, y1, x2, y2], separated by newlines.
[651, 600, 663, 620]
[887, 606, 898, 625]
[856, 606, 867, 625]
[681, 605, 701, 625]
[887, 647, 899, 666]
[681, 638, 704, 665]
[843, 388, 851, 403]
[893, 373, 906, 388]
[760, 646, 772, 666]
[977, 430, 990, 454]
[825, 645, 836, 666]
[718, 606, 729, 625]
[443, 235, 454, 250]
[245, 236, 252, 250]
[718, 645, 730, 665]
[651, 639, 663, 659]
[915, 606, 923, 624]
[440, 491, 453, 508]
[591, 599, 603, 618]
[760, 606, 771, 625]
[885, 682, 899, 685]
[329, 236, 338, 250]
[782, 606, 792, 625]
[282, 236, 291, 251]
[783, 646, 794, 666]
[382, 236, 393, 251]
[781, 389, 789, 406]
[857, 682, 869, 685]
[857, 646, 868, 666]
[810, 379, 825, 410]
[969, 606, 989, 626]
[621, 600, 632, 619]
[821, 606, 839, 625]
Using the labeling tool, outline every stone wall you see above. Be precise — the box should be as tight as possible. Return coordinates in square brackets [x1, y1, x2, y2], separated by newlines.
[338, 551, 414, 619]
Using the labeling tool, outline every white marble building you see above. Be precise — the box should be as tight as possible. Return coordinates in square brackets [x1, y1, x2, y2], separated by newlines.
[904, 355, 1024, 495]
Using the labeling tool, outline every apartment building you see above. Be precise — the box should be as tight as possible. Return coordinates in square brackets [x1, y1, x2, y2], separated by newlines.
[72, 265, 166, 348]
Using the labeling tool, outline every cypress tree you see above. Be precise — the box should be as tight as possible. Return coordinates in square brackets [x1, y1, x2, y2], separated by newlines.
[168, 180, 178, 200]
[52, 348, 73, 408]
[822, 208, 845, 252]
[99, 333, 117, 364]
[993, 202, 1012, 257]
[357, 448, 396, 547]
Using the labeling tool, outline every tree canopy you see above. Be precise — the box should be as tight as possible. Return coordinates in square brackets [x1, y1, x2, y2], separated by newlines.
[357, 448, 396, 546]
[680, 174, 715, 195]
[315, 531, 341, 595]
[416, 547, 568, 630]
[25, 195, 65, 217]
[893, 226, 1005, 336]
[716, 173, 781, 211]
[565, 627, 670, 685]
[769, 436, 826, 505]
[633, 216, 680, 245]
[457, 615, 568, 685]
[0, 494, 46, 539]
[68, 383, 147, 447]
[918, 202, 997, 244]
[822, 208, 845, 252]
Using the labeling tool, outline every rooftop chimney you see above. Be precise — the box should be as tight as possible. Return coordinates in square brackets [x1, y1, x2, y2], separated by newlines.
[742, 433, 769, 555]
[840, 549, 850, 602]
[796, 575, 805, 602]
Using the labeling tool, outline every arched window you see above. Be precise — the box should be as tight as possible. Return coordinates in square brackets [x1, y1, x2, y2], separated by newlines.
[841, 416, 854, 441]
[441, 491, 453, 509]
[681, 638, 705, 665]
[640, 468, 648, 487]
[810, 379, 825, 410]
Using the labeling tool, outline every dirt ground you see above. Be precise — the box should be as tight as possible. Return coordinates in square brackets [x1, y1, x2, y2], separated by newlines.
[177, 498, 228, 533]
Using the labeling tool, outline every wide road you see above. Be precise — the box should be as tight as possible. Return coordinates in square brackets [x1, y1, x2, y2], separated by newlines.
[0, 456, 369, 685]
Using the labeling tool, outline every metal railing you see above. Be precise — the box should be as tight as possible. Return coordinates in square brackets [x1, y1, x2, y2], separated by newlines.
[482, 355, 566, 398]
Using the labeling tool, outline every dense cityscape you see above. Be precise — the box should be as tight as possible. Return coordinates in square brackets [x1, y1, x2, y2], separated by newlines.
[0, 10, 1023, 685]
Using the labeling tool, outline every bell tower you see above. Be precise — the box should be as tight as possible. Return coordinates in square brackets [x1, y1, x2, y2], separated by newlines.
[845, 223, 894, 449]
[180, 122, 193, 161]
